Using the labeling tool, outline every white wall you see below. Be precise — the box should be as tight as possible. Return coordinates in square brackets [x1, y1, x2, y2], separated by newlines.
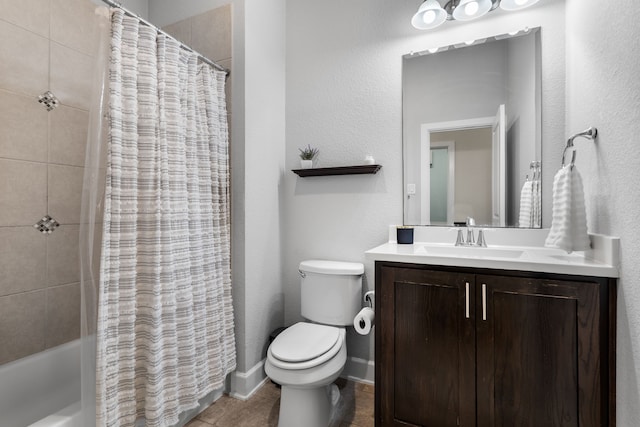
[284, 0, 406, 361]
[565, 0, 640, 424]
[285, 0, 565, 362]
[241, 0, 286, 372]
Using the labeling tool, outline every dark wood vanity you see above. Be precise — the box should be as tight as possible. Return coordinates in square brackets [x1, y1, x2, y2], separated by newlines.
[374, 261, 616, 427]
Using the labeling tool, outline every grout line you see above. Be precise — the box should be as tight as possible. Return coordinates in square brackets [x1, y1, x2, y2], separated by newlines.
[0, 157, 85, 168]
[0, 286, 48, 300]
[50, 38, 95, 60]
[0, 16, 49, 41]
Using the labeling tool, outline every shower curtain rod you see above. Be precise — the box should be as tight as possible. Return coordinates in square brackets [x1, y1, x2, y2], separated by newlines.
[99, 0, 230, 76]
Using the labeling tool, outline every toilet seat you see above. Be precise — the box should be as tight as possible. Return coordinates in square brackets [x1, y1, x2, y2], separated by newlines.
[268, 323, 345, 370]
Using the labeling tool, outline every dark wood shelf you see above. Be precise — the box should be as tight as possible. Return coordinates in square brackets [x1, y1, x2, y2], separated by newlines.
[292, 164, 382, 177]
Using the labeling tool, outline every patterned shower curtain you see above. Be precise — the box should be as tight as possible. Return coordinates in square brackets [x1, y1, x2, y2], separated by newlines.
[96, 9, 235, 427]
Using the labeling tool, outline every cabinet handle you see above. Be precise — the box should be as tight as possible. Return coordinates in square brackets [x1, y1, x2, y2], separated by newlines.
[465, 282, 470, 319]
[482, 283, 487, 321]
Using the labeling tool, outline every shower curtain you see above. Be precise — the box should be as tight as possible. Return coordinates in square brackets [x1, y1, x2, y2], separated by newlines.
[81, 8, 235, 427]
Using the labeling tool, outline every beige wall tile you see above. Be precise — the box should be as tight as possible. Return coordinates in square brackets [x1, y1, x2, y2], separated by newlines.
[50, 42, 93, 110]
[0, 159, 47, 226]
[191, 5, 232, 63]
[163, 18, 192, 46]
[0, 0, 50, 37]
[0, 89, 48, 162]
[47, 224, 80, 286]
[50, 0, 98, 56]
[0, 20, 49, 97]
[45, 282, 80, 348]
[48, 164, 84, 224]
[0, 227, 47, 297]
[0, 290, 46, 364]
[50, 105, 89, 167]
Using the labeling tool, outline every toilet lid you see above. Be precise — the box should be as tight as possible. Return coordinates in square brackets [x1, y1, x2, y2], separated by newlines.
[271, 322, 340, 363]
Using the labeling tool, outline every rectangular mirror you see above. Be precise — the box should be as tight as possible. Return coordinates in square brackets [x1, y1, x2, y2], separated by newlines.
[403, 28, 542, 228]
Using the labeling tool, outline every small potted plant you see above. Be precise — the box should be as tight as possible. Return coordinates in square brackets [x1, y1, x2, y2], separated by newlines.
[298, 144, 319, 169]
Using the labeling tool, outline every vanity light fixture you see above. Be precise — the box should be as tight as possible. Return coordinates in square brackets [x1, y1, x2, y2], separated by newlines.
[499, 0, 540, 11]
[411, 0, 448, 30]
[452, 0, 493, 21]
[411, 0, 540, 30]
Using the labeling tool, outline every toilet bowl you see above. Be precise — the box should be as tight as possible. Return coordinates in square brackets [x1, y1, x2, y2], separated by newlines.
[265, 260, 364, 427]
[266, 323, 346, 386]
[265, 323, 347, 427]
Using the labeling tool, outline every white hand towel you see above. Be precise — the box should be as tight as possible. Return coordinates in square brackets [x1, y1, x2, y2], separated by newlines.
[518, 180, 533, 227]
[532, 179, 541, 228]
[545, 165, 590, 253]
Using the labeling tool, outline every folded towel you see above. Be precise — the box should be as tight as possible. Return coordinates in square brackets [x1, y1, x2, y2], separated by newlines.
[545, 165, 590, 253]
[532, 179, 541, 228]
[518, 180, 533, 227]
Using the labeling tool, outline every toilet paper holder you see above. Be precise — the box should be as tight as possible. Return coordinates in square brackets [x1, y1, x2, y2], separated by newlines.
[355, 291, 376, 333]
[364, 290, 375, 308]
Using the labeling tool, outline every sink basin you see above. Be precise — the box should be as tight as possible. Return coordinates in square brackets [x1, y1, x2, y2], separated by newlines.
[420, 245, 524, 259]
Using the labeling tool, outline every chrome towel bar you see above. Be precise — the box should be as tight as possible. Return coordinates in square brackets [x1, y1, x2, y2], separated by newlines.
[562, 127, 598, 167]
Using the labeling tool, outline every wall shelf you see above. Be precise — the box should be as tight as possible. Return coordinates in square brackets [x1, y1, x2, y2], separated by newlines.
[292, 164, 382, 177]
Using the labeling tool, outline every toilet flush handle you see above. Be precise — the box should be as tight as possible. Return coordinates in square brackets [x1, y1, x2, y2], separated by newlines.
[299, 270, 306, 278]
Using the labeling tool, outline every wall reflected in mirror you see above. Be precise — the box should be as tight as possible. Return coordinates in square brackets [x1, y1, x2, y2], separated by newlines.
[403, 28, 542, 228]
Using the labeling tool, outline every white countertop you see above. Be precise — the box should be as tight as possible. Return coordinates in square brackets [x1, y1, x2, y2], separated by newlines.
[365, 227, 620, 278]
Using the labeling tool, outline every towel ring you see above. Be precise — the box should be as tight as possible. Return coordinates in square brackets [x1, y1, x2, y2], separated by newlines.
[562, 127, 598, 167]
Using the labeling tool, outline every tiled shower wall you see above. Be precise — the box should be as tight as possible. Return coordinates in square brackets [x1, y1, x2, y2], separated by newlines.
[0, 0, 97, 365]
[0, 1, 232, 366]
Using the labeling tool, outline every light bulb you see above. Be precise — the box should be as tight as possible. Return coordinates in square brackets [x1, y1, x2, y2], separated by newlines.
[412, 0, 447, 30]
[423, 10, 437, 24]
[500, 0, 540, 11]
[465, 1, 479, 16]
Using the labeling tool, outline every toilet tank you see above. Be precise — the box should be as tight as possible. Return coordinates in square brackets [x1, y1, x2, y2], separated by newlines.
[299, 260, 364, 326]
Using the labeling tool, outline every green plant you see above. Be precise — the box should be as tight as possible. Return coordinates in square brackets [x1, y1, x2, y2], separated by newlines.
[298, 144, 319, 160]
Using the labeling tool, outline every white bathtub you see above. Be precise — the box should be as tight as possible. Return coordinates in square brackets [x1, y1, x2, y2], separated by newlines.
[0, 340, 81, 427]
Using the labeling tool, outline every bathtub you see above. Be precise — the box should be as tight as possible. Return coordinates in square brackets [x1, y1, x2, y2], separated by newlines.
[0, 340, 81, 427]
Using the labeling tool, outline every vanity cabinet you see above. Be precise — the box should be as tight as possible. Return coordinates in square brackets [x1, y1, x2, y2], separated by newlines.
[375, 262, 616, 427]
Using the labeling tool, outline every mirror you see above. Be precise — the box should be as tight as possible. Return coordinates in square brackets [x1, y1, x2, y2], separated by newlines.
[403, 28, 542, 228]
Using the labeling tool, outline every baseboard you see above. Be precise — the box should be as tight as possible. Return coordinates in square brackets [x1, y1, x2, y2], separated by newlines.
[341, 356, 375, 385]
[228, 359, 269, 401]
[228, 355, 374, 400]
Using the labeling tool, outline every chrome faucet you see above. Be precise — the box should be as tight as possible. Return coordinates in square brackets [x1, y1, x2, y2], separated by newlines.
[476, 229, 487, 247]
[465, 217, 475, 246]
[454, 217, 487, 247]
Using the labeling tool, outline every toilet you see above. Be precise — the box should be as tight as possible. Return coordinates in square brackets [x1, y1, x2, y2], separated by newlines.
[265, 260, 364, 427]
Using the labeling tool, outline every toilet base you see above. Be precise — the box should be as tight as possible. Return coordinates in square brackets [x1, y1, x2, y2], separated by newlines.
[278, 384, 340, 427]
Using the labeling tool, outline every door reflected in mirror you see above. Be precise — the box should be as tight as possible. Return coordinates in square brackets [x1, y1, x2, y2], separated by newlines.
[403, 28, 541, 228]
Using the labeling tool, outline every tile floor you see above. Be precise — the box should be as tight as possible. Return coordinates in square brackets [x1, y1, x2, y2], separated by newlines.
[185, 378, 374, 427]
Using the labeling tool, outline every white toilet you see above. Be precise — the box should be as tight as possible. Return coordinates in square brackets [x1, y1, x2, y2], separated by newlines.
[265, 260, 364, 427]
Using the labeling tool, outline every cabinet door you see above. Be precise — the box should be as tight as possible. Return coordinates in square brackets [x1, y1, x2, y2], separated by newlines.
[476, 275, 601, 427]
[377, 266, 476, 427]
